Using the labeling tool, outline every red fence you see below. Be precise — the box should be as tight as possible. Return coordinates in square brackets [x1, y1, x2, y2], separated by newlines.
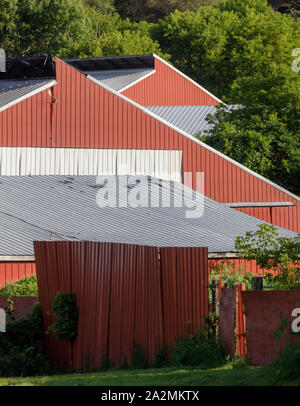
[242, 290, 300, 365]
[0, 296, 38, 319]
[34, 241, 208, 370]
[218, 287, 236, 358]
[219, 284, 300, 365]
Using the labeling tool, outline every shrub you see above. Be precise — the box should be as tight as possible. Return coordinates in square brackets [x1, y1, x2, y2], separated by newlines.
[130, 343, 148, 369]
[170, 316, 226, 368]
[0, 276, 38, 297]
[152, 343, 170, 368]
[273, 341, 300, 381]
[0, 303, 61, 377]
[0, 347, 59, 377]
[209, 260, 257, 289]
[0, 303, 43, 352]
[48, 292, 79, 343]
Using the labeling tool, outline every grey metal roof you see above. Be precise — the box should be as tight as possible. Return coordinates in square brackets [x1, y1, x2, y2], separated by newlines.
[0, 79, 54, 110]
[87, 68, 154, 91]
[0, 175, 296, 256]
[146, 105, 224, 136]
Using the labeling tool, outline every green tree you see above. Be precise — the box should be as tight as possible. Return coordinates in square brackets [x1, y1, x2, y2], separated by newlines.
[71, 10, 168, 58]
[153, 0, 300, 194]
[0, 1, 166, 58]
[152, 0, 300, 101]
[198, 105, 300, 195]
[0, 0, 19, 54]
[0, 0, 94, 57]
[115, 0, 221, 23]
[235, 224, 300, 289]
[83, 0, 115, 14]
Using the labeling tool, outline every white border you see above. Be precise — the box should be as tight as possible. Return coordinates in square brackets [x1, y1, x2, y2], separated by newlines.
[87, 73, 300, 202]
[0, 80, 57, 113]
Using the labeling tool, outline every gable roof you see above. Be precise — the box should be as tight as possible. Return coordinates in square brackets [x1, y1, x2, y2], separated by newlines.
[0, 175, 296, 257]
[146, 105, 218, 136]
[87, 73, 300, 202]
[82, 68, 155, 92]
[0, 79, 57, 112]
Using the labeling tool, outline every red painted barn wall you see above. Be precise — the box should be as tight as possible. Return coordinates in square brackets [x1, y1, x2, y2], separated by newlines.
[0, 262, 36, 288]
[0, 58, 298, 233]
[122, 57, 220, 106]
[0, 88, 53, 147]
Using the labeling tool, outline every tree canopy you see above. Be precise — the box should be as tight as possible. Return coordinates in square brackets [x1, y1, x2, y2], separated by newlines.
[114, 0, 221, 23]
[0, 0, 166, 58]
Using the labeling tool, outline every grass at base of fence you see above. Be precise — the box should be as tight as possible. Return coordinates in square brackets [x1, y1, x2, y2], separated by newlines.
[0, 363, 299, 386]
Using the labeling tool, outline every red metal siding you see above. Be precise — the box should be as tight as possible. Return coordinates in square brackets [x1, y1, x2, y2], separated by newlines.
[34, 241, 208, 370]
[219, 287, 236, 358]
[0, 58, 298, 233]
[122, 57, 220, 106]
[0, 262, 36, 288]
[0, 296, 37, 319]
[160, 247, 209, 350]
[0, 88, 53, 147]
[242, 290, 300, 365]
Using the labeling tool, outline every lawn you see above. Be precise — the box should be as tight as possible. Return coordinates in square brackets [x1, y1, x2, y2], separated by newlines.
[0, 364, 299, 386]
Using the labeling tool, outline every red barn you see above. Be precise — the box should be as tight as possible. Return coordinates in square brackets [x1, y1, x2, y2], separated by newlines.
[0, 54, 298, 284]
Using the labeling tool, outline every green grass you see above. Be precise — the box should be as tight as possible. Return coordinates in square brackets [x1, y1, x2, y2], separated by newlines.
[0, 363, 299, 386]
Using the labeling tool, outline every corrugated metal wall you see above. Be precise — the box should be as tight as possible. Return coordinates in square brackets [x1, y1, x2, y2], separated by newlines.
[34, 241, 208, 370]
[0, 147, 182, 180]
[242, 290, 300, 365]
[122, 57, 220, 106]
[208, 258, 265, 275]
[0, 262, 36, 287]
[0, 58, 298, 233]
[0, 258, 262, 290]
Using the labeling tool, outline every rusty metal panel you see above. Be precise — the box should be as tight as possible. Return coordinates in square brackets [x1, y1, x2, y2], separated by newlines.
[34, 241, 72, 368]
[34, 242, 209, 370]
[219, 288, 236, 358]
[242, 291, 300, 365]
[160, 247, 209, 352]
[0, 296, 37, 319]
[0, 262, 36, 288]
[235, 284, 246, 359]
[122, 57, 220, 106]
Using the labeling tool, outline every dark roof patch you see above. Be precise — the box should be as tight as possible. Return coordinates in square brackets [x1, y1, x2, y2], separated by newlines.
[65, 54, 155, 72]
[0, 55, 56, 81]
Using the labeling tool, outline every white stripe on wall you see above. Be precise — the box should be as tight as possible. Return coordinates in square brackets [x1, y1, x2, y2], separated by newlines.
[0, 148, 182, 181]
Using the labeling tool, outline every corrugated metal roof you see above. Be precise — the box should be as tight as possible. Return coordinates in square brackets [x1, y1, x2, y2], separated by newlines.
[146, 105, 230, 136]
[0, 175, 295, 256]
[87, 68, 154, 91]
[0, 79, 54, 110]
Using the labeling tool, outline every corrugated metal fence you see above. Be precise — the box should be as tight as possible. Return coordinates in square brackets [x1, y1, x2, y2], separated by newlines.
[34, 241, 208, 370]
